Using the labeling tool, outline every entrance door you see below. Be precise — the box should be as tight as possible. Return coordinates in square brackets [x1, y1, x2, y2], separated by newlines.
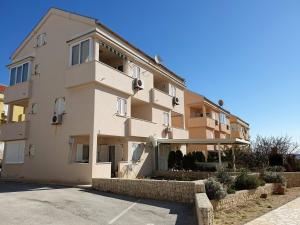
[108, 145, 116, 176]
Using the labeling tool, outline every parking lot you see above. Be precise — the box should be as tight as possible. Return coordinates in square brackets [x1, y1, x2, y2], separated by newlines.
[0, 182, 196, 225]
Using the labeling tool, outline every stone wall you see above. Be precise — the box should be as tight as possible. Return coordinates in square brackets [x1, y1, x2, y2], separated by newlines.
[195, 193, 214, 225]
[92, 178, 205, 203]
[280, 172, 300, 188]
[211, 183, 274, 211]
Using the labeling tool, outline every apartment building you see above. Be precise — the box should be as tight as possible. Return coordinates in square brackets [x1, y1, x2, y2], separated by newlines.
[184, 90, 232, 156]
[230, 115, 250, 141]
[0, 8, 188, 184]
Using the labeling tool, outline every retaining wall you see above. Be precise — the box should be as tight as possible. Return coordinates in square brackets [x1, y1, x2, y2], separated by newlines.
[92, 178, 205, 203]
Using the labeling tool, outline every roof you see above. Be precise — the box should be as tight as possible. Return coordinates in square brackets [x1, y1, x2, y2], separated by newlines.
[11, 7, 185, 84]
[157, 138, 250, 145]
[0, 85, 6, 93]
[230, 114, 249, 126]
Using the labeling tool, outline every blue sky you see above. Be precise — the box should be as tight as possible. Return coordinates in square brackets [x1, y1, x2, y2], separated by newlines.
[1, 1, 300, 144]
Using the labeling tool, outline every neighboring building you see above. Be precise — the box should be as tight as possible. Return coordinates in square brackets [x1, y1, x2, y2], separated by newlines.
[0, 85, 8, 161]
[184, 90, 233, 157]
[0, 8, 188, 183]
[229, 114, 250, 141]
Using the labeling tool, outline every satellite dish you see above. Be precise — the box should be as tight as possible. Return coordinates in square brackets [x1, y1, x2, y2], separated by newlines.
[154, 55, 163, 64]
[218, 99, 224, 107]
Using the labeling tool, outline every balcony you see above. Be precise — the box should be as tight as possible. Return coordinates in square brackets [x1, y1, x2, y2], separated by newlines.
[171, 127, 188, 139]
[220, 123, 231, 134]
[127, 117, 159, 138]
[4, 81, 31, 104]
[188, 117, 217, 129]
[151, 88, 173, 109]
[0, 121, 29, 141]
[65, 60, 133, 95]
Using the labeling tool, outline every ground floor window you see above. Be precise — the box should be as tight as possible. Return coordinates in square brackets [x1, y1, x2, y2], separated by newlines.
[76, 144, 89, 163]
[5, 140, 25, 164]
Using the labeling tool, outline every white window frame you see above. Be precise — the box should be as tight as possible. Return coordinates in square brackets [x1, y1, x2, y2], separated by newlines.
[169, 84, 176, 97]
[163, 112, 170, 126]
[54, 97, 65, 115]
[9, 61, 31, 86]
[36, 33, 47, 47]
[132, 65, 140, 79]
[76, 144, 89, 163]
[69, 38, 93, 66]
[117, 97, 127, 116]
[5, 141, 25, 164]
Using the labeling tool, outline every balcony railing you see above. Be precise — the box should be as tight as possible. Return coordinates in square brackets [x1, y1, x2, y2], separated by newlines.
[127, 117, 158, 138]
[188, 117, 218, 129]
[65, 60, 134, 95]
[151, 88, 173, 109]
[0, 121, 29, 141]
[4, 81, 31, 104]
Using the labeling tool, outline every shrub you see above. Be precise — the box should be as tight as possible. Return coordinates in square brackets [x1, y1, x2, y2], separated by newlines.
[263, 172, 285, 184]
[192, 151, 205, 162]
[168, 151, 176, 169]
[227, 186, 236, 194]
[175, 150, 183, 169]
[216, 169, 234, 186]
[234, 170, 260, 190]
[259, 180, 266, 186]
[182, 153, 196, 170]
[207, 152, 219, 162]
[196, 164, 217, 172]
[269, 153, 284, 166]
[266, 166, 285, 172]
[205, 178, 227, 200]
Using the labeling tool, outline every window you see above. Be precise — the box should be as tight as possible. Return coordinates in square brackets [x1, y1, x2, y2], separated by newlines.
[163, 112, 170, 126]
[36, 33, 46, 47]
[169, 84, 176, 97]
[5, 141, 25, 164]
[132, 65, 140, 79]
[70, 39, 91, 66]
[76, 144, 89, 163]
[219, 113, 226, 124]
[3, 104, 8, 116]
[31, 103, 38, 114]
[54, 97, 65, 115]
[117, 98, 127, 116]
[9, 62, 30, 86]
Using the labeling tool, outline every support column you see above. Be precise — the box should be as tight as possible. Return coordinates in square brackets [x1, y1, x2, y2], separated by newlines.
[90, 131, 98, 178]
[218, 143, 222, 166]
[7, 104, 13, 122]
[232, 146, 236, 172]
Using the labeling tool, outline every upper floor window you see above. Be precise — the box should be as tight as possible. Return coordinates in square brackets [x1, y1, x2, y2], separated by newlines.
[54, 97, 65, 115]
[169, 84, 176, 97]
[163, 112, 170, 126]
[9, 62, 30, 86]
[70, 39, 91, 66]
[219, 113, 227, 124]
[36, 33, 47, 47]
[132, 65, 140, 79]
[117, 97, 127, 116]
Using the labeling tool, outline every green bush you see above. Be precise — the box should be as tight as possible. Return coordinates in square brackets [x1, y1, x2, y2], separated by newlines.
[196, 164, 217, 172]
[234, 170, 260, 190]
[207, 152, 219, 162]
[182, 153, 196, 170]
[227, 186, 236, 194]
[205, 178, 227, 200]
[192, 151, 205, 162]
[216, 169, 234, 186]
[266, 166, 285, 172]
[263, 172, 285, 184]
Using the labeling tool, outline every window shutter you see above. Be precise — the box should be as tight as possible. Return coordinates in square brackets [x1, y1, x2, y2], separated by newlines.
[76, 144, 83, 161]
[124, 99, 127, 116]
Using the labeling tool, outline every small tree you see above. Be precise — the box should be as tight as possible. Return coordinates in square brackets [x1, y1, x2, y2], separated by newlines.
[175, 150, 183, 170]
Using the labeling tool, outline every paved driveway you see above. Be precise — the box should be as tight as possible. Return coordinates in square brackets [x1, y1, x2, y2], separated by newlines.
[0, 182, 196, 225]
[245, 197, 300, 225]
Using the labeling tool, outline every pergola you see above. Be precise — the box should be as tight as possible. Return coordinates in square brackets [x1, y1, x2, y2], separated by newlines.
[156, 138, 250, 171]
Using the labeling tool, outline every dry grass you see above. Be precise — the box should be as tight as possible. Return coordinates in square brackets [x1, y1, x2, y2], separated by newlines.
[214, 187, 300, 225]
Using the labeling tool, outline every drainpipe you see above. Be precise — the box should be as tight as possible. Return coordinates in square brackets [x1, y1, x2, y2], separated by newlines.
[218, 143, 222, 166]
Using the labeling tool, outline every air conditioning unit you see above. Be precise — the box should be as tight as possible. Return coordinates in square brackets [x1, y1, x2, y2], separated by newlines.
[51, 113, 63, 125]
[133, 78, 144, 90]
[172, 96, 179, 105]
[215, 120, 219, 125]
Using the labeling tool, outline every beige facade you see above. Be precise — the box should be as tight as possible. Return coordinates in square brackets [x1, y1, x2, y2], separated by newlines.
[229, 115, 250, 141]
[0, 8, 188, 183]
[185, 90, 237, 156]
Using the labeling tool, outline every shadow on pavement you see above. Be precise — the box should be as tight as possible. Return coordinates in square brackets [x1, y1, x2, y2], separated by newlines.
[80, 188, 197, 225]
